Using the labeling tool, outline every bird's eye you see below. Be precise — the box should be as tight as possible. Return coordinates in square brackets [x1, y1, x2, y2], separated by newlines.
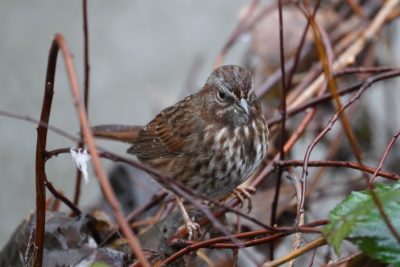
[217, 91, 226, 100]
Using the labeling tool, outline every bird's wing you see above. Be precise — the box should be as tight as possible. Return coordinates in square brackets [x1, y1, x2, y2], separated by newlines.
[127, 99, 201, 159]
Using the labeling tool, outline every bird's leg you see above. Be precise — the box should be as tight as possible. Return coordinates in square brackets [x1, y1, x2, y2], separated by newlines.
[175, 196, 200, 239]
[231, 185, 256, 212]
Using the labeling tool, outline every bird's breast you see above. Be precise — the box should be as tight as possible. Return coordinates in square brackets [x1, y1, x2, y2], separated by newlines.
[195, 118, 268, 198]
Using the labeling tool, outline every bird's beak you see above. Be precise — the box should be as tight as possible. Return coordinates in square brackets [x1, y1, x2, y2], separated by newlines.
[239, 98, 249, 114]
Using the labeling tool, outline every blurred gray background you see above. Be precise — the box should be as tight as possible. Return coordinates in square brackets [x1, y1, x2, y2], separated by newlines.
[2, 1, 400, 251]
[0, 1, 249, 247]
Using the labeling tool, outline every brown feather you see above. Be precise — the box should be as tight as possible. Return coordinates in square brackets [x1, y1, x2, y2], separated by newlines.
[127, 95, 203, 159]
[91, 124, 142, 143]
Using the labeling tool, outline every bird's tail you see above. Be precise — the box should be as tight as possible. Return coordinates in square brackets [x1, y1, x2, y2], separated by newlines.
[91, 124, 142, 143]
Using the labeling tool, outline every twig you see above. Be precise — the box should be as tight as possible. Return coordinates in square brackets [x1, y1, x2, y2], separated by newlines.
[269, 0, 288, 260]
[275, 160, 400, 181]
[164, 233, 285, 266]
[308, 246, 318, 267]
[323, 252, 363, 267]
[289, 0, 400, 109]
[44, 178, 81, 215]
[82, 0, 90, 109]
[54, 34, 150, 267]
[164, 221, 326, 265]
[287, 172, 303, 267]
[73, 0, 91, 208]
[263, 237, 326, 267]
[300, 70, 400, 247]
[0, 111, 79, 143]
[34, 39, 59, 267]
[367, 130, 400, 243]
[369, 131, 400, 184]
[303, 0, 364, 167]
[268, 69, 400, 126]
[285, 1, 317, 92]
[126, 191, 167, 222]
[334, 66, 395, 76]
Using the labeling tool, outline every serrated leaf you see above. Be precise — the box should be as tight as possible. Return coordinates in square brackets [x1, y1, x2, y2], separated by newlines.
[322, 182, 400, 266]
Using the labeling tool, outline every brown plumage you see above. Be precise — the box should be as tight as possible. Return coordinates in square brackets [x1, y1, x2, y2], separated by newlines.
[92, 65, 269, 237]
[93, 65, 268, 198]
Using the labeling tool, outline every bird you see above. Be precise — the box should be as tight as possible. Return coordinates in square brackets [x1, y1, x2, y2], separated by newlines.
[92, 65, 269, 238]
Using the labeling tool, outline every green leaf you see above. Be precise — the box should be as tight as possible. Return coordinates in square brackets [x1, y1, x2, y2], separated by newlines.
[322, 182, 400, 266]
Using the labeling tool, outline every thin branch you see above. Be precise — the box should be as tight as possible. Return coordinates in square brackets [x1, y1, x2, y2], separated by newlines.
[33, 38, 59, 267]
[285, 1, 316, 92]
[0, 109, 272, 239]
[73, 0, 91, 208]
[287, 172, 304, 267]
[82, 0, 90, 109]
[268, 69, 400, 126]
[44, 178, 81, 215]
[303, 0, 364, 167]
[367, 130, 400, 243]
[275, 160, 400, 181]
[163, 221, 326, 265]
[269, 0, 287, 260]
[263, 237, 326, 267]
[369, 131, 400, 184]
[300, 70, 400, 248]
[54, 34, 150, 267]
[289, 0, 399, 110]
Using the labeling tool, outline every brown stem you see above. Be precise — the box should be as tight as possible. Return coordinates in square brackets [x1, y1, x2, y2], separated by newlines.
[368, 130, 400, 243]
[269, 0, 288, 260]
[34, 39, 59, 267]
[263, 237, 327, 267]
[44, 178, 81, 215]
[300, 69, 400, 246]
[163, 221, 327, 266]
[275, 160, 400, 181]
[73, 0, 91, 208]
[268, 68, 400, 126]
[53, 34, 150, 266]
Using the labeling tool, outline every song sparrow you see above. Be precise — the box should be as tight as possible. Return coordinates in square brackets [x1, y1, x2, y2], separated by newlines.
[93, 65, 269, 237]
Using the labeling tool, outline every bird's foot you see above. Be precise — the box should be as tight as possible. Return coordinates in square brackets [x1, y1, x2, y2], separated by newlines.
[175, 196, 200, 239]
[232, 186, 256, 213]
[185, 218, 200, 240]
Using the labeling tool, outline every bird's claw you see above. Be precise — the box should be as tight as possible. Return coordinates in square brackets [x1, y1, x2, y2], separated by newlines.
[185, 219, 200, 240]
[232, 186, 256, 212]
